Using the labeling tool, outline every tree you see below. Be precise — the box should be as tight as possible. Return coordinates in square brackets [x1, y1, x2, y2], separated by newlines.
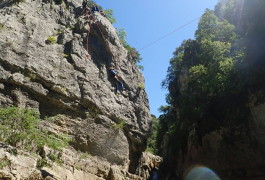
[104, 9, 116, 24]
[146, 115, 159, 154]
[195, 10, 236, 42]
[116, 28, 143, 65]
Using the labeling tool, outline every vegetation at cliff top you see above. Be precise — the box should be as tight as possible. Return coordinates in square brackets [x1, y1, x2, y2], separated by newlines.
[151, 0, 265, 157]
[116, 28, 143, 69]
[104, 9, 117, 24]
[0, 106, 70, 153]
[84, 1, 143, 68]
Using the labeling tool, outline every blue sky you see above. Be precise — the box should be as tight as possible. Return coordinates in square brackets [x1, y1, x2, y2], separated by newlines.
[96, 0, 218, 117]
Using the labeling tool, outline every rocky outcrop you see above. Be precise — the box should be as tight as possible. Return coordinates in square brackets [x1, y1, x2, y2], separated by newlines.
[136, 152, 162, 179]
[0, 143, 162, 180]
[0, 0, 152, 179]
[0, 142, 145, 180]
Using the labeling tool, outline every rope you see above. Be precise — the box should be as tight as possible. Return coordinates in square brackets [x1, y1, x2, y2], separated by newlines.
[95, 19, 108, 45]
[83, 9, 92, 60]
[95, 18, 116, 61]
[82, 9, 115, 63]
[138, 17, 200, 51]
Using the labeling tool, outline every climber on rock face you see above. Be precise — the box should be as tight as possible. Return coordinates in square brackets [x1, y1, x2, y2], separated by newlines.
[109, 66, 125, 93]
[91, 4, 100, 13]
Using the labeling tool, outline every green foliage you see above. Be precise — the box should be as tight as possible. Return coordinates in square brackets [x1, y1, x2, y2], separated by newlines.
[86, 105, 100, 119]
[116, 28, 127, 47]
[67, 25, 75, 30]
[104, 9, 116, 24]
[86, 0, 102, 9]
[189, 64, 207, 77]
[63, 54, 70, 58]
[112, 120, 126, 131]
[46, 36, 57, 44]
[116, 28, 143, 64]
[48, 152, 62, 165]
[195, 10, 236, 42]
[126, 46, 142, 64]
[146, 115, 159, 154]
[138, 83, 145, 89]
[80, 152, 91, 159]
[44, 133, 70, 151]
[37, 158, 50, 168]
[37, 152, 63, 168]
[0, 24, 4, 31]
[0, 107, 69, 152]
[157, 0, 262, 157]
[0, 157, 11, 169]
[28, 72, 37, 80]
[59, 86, 68, 95]
[137, 65, 144, 71]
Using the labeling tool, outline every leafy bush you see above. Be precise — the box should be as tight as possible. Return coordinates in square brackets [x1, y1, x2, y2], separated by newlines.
[138, 83, 145, 89]
[104, 9, 116, 24]
[146, 115, 159, 154]
[86, 0, 102, 9]
[0, 107, 69, 152]
[46, 36, 57, 44]
[116, 28, 143, 64]
[112, 120, 125, 131]
[36, 157, 50, 168]
[116, 28, 127, 47]
[80, 152, 91, 159]
[48, 152, 62, 165]
[125, 45, 142, 64]
[137, 65, 144, 71]
[0, 157, 11, 169]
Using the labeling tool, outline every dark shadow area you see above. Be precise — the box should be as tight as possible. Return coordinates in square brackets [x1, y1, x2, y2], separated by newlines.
[0, 0, 15, 8]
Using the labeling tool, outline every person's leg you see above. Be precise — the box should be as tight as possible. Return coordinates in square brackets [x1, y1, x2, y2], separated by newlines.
[117, 80, 124, 91]
[115, 81, 118, 92]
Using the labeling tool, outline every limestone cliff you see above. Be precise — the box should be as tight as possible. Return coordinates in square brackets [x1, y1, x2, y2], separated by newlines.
[0, 0, 152, 179]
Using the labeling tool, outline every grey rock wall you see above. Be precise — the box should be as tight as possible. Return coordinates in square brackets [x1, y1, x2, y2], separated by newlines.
[0, 0, 152, 178]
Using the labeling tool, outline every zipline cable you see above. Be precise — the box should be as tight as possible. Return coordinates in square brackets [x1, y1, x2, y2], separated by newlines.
[138, 17, 200, 51]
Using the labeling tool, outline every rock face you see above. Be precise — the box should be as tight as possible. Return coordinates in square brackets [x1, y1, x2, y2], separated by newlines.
[0, 0, 152, 179]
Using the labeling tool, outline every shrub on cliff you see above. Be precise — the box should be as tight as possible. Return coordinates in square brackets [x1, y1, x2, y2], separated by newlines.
[146, 115, 159, 154]
[116, 28, 143, 64]
[0, 106, 69, 152]
[46, 36, 57, 44]
[104, 9, 116, 24]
